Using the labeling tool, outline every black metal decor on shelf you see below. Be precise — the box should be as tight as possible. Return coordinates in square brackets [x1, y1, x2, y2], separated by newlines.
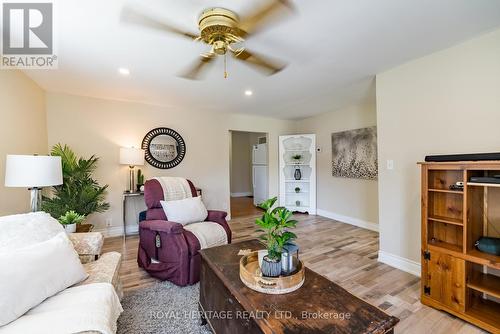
[294, 167, 301, 180]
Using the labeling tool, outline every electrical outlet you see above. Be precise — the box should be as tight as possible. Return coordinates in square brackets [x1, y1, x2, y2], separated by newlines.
[105, 218, 112, 227]
[387, 160, 394, 170]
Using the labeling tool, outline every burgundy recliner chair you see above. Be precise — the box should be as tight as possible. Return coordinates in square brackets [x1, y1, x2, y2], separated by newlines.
[137, 178, 232, 286]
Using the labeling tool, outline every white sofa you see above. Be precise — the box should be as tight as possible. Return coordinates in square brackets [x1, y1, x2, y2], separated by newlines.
[0, 212, 123, 334]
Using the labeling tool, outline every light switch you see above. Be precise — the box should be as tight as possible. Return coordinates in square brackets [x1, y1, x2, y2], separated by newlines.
[386, 160, 394, 170]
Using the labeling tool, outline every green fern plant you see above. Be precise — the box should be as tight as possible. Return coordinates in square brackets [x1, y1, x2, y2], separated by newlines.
[42, 144, 110, 219]
[256, 197, 298, 261]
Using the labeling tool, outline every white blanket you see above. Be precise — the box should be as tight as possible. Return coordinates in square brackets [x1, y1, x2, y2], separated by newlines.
[154, 177, 192, 201]
[183, 222, 227, 249]
[0, 283, 123, 334]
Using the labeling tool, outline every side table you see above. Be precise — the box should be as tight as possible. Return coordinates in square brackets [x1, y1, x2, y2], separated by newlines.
[123, 191, 144, 240]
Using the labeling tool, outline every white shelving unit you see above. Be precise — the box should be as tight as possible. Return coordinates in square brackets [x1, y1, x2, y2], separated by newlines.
[279, 134, 316, 214]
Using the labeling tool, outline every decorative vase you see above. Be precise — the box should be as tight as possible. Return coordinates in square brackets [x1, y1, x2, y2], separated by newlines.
[261, 255, 282, 277]
[295, 187, 300, 193]
[296, 200, 301, 207]
[294, 168, 301, 180]
[64, 223, 77, 233]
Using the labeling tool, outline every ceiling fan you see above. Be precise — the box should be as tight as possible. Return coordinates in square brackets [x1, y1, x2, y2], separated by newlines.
[121, 0, 294, 80]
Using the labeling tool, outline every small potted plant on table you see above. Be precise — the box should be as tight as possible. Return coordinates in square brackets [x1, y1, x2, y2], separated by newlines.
[137, 169, 145, 192]
[59, 210, 86, 233]
[291, 154, 302, 164]
[256, 197, 298, 277]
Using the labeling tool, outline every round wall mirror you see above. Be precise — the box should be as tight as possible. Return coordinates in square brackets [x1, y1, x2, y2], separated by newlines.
[142, 128, 186, 169]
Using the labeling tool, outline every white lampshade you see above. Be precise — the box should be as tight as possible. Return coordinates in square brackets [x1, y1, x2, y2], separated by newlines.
[119, 147, 144, 166]
[5, 155, 63, 188]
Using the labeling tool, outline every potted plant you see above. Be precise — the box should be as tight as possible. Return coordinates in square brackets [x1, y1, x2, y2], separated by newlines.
[294, 187, 301, 193]
[42, 144, 110, 229]
[137, 169, 145, 192]
[59, 210, 85, 233]
[256, 197, 298, 277]
[291, 154, 302, 163]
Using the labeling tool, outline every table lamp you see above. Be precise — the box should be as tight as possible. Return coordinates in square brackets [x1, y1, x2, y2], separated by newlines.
[4, 155, 63, 212]
[119, 147, 145, 192]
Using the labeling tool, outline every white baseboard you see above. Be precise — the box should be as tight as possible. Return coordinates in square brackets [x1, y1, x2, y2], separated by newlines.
[317, 209, 379, 232]
[96, 225, 138, 238]
[230, 192, 253, 198]
[378, 250, 421, 277]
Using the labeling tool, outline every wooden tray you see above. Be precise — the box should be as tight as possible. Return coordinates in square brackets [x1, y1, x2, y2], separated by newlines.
[239, 251, 305, 294]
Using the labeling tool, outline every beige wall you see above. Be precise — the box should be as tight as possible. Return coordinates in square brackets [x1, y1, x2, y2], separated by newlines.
[0, 71, 47, 215]
[46, 93, 295, 234]
[297, 102, 379, 229]
[376, 28, 500, 267]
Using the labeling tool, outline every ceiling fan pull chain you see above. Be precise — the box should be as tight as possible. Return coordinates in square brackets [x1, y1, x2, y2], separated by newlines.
[224, 53, 228, 79]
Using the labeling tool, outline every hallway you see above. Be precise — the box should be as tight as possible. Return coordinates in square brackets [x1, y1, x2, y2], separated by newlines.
[230, 196, 263, 218]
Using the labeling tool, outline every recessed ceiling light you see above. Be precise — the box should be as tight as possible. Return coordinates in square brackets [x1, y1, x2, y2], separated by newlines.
[118, 68, 130, 76]
[244, 90, 253, 96]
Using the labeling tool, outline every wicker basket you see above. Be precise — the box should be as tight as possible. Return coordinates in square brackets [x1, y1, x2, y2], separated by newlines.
[239, 251, 305, 294]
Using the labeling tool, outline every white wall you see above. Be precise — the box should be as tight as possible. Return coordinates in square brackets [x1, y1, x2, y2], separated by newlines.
[296, 102, 379, 230]
[0, 71, 47, 215]
[376, 28, 500, 272]
[46, 93, 295, 235]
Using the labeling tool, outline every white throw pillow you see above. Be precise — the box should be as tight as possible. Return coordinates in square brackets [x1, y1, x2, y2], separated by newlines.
[0, 212, 64, 251]
[160, 196, 208, 225]
[0, 232, 88, 326]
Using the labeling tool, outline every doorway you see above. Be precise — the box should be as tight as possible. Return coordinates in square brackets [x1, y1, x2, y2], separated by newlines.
[229, 130, 268, 218]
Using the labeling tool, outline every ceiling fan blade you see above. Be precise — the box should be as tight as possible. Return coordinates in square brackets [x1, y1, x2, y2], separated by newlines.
[238, 0, 295, 37]
[121, 7, 199, 40]
[179, 55, 216, 80]
[231, 49, 286, 75]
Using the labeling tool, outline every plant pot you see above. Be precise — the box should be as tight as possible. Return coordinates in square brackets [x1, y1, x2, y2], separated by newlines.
[76, 223, 93, 233]
[261, 255, 282, 277]
[257, 250, 268, 268]
[64, 223, 77, 233]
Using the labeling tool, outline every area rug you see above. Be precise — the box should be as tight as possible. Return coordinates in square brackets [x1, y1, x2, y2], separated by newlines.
[117, 281, 212, 334]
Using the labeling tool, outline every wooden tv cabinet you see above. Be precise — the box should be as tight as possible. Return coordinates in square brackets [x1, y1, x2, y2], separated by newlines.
[419, 161, 500, 333]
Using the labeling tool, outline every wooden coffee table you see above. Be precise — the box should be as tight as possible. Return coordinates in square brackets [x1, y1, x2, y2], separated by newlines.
[199, 239, 399, 334]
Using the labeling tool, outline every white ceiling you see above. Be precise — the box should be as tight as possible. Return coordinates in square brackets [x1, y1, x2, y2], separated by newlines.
[23, 0, 500, 119]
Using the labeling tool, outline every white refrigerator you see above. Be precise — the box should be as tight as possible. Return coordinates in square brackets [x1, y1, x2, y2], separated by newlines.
[252, 144, 268, 206]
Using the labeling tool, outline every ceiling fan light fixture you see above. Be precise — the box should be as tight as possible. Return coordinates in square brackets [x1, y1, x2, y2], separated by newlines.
[121, 0, 293, 80]
[118, 67, 130, 76]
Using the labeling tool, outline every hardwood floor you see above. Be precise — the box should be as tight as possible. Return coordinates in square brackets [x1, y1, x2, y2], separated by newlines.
[230, 196, 263, 218]
[103, 213, 485, 334]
